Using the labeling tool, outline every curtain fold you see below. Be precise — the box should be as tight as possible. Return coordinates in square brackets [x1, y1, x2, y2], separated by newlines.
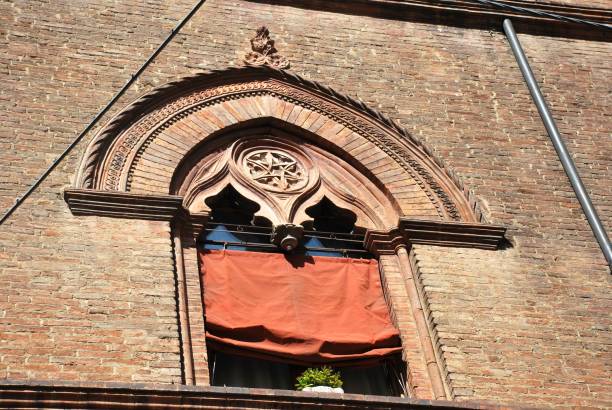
[200, 249, 402, 365]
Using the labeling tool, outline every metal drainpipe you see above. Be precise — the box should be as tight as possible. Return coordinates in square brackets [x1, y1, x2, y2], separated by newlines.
[503, 19, 612, 267]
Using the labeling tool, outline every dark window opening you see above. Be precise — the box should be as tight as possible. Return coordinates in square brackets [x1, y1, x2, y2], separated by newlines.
[205, 185, 260, 225]
[202, 186, 273, 252]
[303, 196, 357, 233]
[209, 349, 406, 397]
[301, 197, 367, 257]
[201, 190, 371, 258]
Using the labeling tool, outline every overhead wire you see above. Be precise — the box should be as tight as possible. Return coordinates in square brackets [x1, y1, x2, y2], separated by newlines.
[461, 0, 611, 30]
[0, 0, 206, 226]
[1, 0, 608, 225]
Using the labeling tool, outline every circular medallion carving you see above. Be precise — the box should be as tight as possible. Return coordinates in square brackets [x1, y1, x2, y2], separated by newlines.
[243, 149, 307, 192]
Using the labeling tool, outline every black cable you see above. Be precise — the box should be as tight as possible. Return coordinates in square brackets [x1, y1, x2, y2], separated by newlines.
[0, 0, 206, 226]
[462, 0, 611, 30]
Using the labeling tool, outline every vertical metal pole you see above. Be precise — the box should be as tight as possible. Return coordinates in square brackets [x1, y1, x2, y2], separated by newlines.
[503, 19, 612, 267]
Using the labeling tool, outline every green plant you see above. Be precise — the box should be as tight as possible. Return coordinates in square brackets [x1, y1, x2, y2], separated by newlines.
[295, 366, 343, 390]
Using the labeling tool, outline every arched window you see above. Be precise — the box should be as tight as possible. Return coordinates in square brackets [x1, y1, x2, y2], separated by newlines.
[181, 129, 406, 395]
[66, 66, 506, 400]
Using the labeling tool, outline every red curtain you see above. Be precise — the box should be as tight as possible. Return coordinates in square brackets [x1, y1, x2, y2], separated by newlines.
[199, 249, 402, 365]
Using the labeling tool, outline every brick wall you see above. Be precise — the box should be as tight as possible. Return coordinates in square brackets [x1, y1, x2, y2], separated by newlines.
[0, 0, 196, 383]
[0, 0, 610, 407]
[0, 216, 181, 383]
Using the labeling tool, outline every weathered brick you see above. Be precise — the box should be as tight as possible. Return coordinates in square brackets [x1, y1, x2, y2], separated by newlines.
[0, 0, 609, 408]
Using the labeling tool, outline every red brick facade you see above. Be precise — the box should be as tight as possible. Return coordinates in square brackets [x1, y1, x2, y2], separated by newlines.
[0, 1, 610, 408]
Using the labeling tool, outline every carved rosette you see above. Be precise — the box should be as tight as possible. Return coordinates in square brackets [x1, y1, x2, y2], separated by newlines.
[231, 137, 316, 197]
[243, 150, 306, 192]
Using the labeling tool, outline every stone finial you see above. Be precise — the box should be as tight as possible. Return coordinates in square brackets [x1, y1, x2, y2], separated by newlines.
[244, 26, 290, 69]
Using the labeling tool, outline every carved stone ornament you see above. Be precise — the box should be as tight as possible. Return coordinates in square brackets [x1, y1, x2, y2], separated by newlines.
[175, 131, 401, 229]
[244, 26, 290, 69]
[75, 66, 490, 224]
[243, 149, 305, 192]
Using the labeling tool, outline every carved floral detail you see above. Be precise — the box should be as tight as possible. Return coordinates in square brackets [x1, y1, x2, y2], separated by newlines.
[244, 150, 305, 191]
[244, 26, 290, 69]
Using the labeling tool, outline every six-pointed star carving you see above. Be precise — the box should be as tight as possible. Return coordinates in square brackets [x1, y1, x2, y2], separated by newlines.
[245, 151, 304, 191]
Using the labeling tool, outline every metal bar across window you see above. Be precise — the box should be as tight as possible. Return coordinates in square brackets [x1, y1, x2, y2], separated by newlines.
[201, 240, 372, 256]
[203, 228, 366, 245]
[205, 222, 366, 241]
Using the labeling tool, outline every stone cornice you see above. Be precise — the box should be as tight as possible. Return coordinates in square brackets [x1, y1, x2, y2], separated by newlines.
[245, 0, 611, 41]
[64, 189, 183, 221]
[365, 218, 507, 254]
[64, 190, 506, 250]
[399, 218, 507, 250]
[364, 228, 405, 255]
[64, 189, 213, 238]
[0, 380, 519, 409]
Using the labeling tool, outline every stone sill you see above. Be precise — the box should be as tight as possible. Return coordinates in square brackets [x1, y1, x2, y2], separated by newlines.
[0, 380, 520, 409]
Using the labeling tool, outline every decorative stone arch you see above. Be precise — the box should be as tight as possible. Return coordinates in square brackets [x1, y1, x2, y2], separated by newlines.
[172, 125, 401, 230]
[64, 66, 506, 400]
[74, 66, 483, 224]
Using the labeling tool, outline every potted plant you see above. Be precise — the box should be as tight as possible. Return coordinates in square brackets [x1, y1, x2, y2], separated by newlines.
[295, 366, 344, 393]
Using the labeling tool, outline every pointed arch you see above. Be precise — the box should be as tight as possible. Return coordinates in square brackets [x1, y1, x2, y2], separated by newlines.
[75, 66, 484, 223]
[65, 65, 507, 395]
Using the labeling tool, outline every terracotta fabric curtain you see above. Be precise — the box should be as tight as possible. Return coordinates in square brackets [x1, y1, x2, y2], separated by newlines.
[199, 249, 402, 365]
